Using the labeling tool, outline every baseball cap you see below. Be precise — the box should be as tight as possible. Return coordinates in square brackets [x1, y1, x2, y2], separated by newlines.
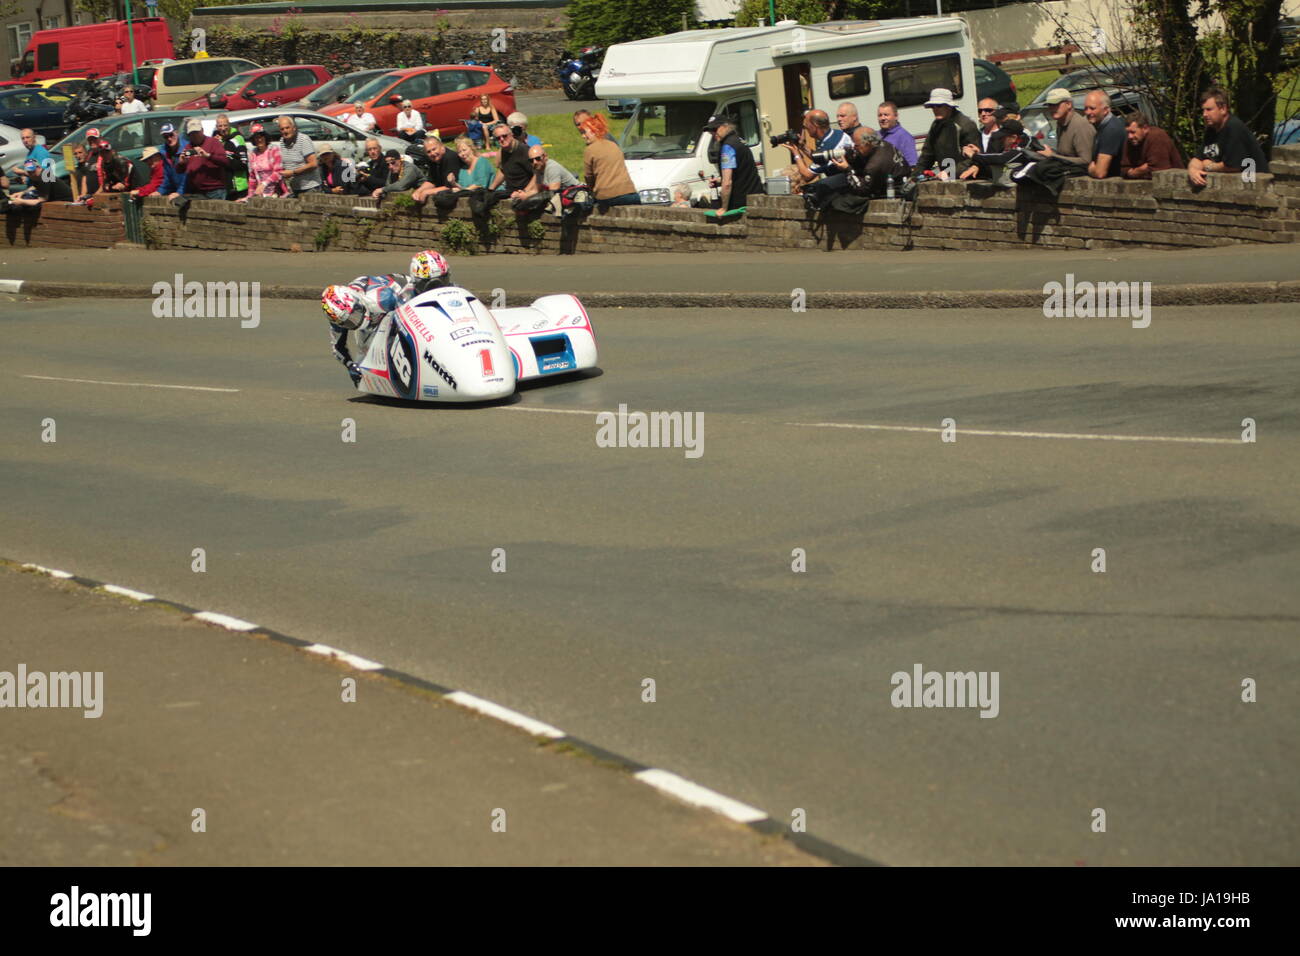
[998, 101, 1021, 115]
[184, 117, 204, 133]
[701, 113, 735, 132]
[140, 146, 161, 161]
[160, 123, 176, 135]
[1044, 88, 1073, 106]
[85, 127, 100, 139]
[384, 149, 402, 161]
[924, 88, 957, 108]
[22, 159, 38, 172]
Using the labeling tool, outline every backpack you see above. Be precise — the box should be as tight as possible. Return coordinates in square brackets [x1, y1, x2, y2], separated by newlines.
[559, 183, 594, 217]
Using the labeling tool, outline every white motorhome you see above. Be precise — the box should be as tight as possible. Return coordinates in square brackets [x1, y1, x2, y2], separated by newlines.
[596, 17, 976, 204]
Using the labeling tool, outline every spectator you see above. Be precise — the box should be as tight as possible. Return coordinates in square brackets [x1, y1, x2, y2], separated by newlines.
[119, 86, 148, 114]
[1188, 86, 1268, 186]
[177, 116, 230, 200]
[964, 119, 1031, 186]
[997, 101, 1022, 124]
[959, 97, 1005, 180]
[912, 88, 979, 179]
[92, 139, 134, 195]
[506, 111, 543, 147]
[1082, 90, 1124, 178]
[671, 187, 691, 207]
[454, 136, 494, 190]
[244, 124, 287, 199]
[344, 101, 377, 134]
[704, 114, 764, 212]
[277, 115, 321, 196]
[394, 99, 425, 143]
[214, 114, 249, 199]
[356, 138, 387, 193]
[4, 128, 52, 194]
[7, 158, 72, 206]
[69, 142, 95, 198]
[318, 145, 359, 195]
[487, 122, 535, 195]
[155, 123, 187, 203]
[411, 136, 464, 203]
[877, 101, 918, 168]
[578, 113, 640, 212]
[371, 149, 421, 199]
[512, 144, 578, 214]
[468, 93, 502, 146]
[782, 109, 851, 187]
[1120, 114, 1184, 179]
[573, 109, 615, 141]
[1037, 88, 1094, 168]
[129, 147, 165, 198]
[805, 126, 904, 211]
[835, 102, 861, 139]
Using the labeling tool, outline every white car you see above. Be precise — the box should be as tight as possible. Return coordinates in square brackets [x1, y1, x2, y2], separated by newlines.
[228, 107, 408, 163]
[0, 122, 46, 174]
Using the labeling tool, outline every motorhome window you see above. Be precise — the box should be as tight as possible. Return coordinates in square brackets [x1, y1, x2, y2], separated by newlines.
[828, 68, 870, 100]
[882, 54, 963, 108]
[733, 100, 759, 146]
[36, 42, 58, 72]
[620, 100, 717, 159]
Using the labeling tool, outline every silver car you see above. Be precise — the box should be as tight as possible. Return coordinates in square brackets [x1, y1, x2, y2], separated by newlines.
[227, 107, 408, 163]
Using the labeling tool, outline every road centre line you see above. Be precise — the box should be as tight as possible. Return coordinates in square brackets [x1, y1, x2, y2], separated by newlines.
[22, 374, 240, 393]
[787, 422, 1243, 445]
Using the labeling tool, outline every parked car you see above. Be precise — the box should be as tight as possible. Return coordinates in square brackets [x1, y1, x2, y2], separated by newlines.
[605, 96, 638, 118]
[175, 65, 332, 111]
[1028, 61, 1167, 107]
[1278, 16, 1299, 66]
[146, 57, 261, 108]
[39, 77, 93, 98]
[228, 106, 410, 164]
[0, 121, 46, 171]
[1020, 86, 1156, 149]
[1274, 111, 1300, 146]
[0, 87, 69, 142]
[320, 64, 514, 139]
[974, 58, 1016, 106]
[295, 68, 390, 109]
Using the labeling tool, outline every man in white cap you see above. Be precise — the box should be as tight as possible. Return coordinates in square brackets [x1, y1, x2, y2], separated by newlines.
[1036, 88, 1094, 168]
[912, 88, 979, 179]
[506, 111, 542, 147]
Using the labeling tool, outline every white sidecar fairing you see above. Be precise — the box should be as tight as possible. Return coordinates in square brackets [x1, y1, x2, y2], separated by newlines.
[356, 286, 516, 403]
[493, 294, 598, 382]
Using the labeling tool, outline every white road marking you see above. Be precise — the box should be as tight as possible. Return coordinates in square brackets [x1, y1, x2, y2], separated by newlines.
[788, 421, 1243, 445]
[302, 643, 384, 671]
[0, 279, 24, 294]
[444, 691, 566, 739]
[500, 406, 599, 416]
[21, 563, 73, 579]
[21, 374, 239, 393]
[100, 583, 155, 602]
[634, 769, 769, 824]
[193, 611, 259, 631]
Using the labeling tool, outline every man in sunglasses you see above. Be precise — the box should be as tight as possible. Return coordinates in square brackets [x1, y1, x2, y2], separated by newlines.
[959, 98, 1005, 180]
[510, 144, 578, 214]
[487, 123, 535, 195]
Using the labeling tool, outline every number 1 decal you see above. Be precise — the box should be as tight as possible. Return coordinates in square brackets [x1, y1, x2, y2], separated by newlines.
[479, 349, 494, 376]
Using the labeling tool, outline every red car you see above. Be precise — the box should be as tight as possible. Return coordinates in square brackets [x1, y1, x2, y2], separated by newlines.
[176, 65, 331, 111]
[320, 65, 513, 138]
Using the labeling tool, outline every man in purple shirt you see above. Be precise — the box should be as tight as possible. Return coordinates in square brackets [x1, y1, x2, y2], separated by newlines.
[177, 117, 230, 200]
[876, 100, 917, 168]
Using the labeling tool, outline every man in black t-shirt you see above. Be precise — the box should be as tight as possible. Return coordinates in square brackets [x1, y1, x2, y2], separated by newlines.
[1083, 90, 1125, 179]
[1188, 86, 1268, 186]
[806, 127, 905, 211]
[410, 136, 464, 203]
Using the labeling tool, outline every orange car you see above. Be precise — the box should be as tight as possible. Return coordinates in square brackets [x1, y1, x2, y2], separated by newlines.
[320, 64, 514, 138]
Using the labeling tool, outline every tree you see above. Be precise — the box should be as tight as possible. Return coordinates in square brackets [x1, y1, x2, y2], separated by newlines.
[733, 0, 906, 27]
[567, 0, 698, 49]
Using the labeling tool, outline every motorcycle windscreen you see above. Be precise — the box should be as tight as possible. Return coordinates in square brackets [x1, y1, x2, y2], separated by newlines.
[399, 288, 516, 401]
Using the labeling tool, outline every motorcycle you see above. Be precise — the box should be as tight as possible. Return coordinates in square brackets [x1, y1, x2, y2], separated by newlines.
[557, 46, 604, 100]
[349, 285, 598, 403]
[63, 73, 152, 134]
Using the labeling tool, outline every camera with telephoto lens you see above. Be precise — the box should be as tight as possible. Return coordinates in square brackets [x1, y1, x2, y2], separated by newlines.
[811, 147, 849, 165]
[769, 129, 801, 147]
[510, 124, 525, 140]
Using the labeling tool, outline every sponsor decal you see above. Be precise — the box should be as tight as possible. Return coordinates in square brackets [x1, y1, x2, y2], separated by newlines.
[422, 349, 458, 390]
[400, 307, 435, 343]
[458, 338, 494, 349]
[387, 325, 417, 397]
[532, 319, 549, 329]
[446, 298, 465, 307]
[450, 327, 479, 341]
[422, 385, 439, 398]
[541, 357, 574, 372]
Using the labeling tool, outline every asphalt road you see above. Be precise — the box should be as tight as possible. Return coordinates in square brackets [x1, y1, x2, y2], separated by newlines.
[2, 297, 1297, 865]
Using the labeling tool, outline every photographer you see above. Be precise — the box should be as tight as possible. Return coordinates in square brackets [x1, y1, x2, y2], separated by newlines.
[702, 114, 764, 212]
[804, 127, 904, 213]
[176, 117, 230, 200]
[777, 110, 850, 189]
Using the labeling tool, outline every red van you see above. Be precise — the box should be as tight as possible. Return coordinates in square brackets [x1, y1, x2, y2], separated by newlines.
[13, 18, 174, 82]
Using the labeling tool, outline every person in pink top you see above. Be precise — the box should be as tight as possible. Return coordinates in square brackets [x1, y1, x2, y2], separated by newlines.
[242, 124, 288, 200]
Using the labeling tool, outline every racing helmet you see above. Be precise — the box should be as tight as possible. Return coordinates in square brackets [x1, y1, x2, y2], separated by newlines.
[409, 249, 452, 291]
[321, 284, 364, 329]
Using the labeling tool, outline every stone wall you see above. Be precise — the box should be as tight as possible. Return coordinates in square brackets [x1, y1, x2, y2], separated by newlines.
[10, 145, 1298, 255]
[2, 198, 126, 249]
